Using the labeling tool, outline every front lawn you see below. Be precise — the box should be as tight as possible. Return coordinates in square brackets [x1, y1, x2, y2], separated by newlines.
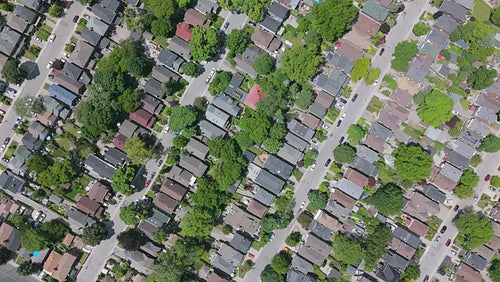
[366, 96, 384, 114]
[473, 0, 491, 22]
[154, 36, 169, 49]
[36, 29, 50, 41]
[425, 216, 443, 241]
[24, 45, 41, 61]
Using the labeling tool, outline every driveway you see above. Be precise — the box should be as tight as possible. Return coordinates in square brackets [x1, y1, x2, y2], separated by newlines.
[242, 0, 430, 280]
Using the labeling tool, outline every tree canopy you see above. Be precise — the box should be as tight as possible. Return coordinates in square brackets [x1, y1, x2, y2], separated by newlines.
[118, 89, 140, 113]
[181, 61, 201, 77]
[169, 106, 197, 132]
[124, 136, 155, 165]
[209, 71, 232, 95]
[454, 212, 493, 249]
[311, 0, 357, 42]
[366, 183, 404, 215]
[391, 41, 419, 72]
[120, 202, 150, 225]
[454, 170, 479, 199]
[292, 85, 314, 110]
[413, 23, 429, 36]
[478, 134, 500, 152]
[489, 259, 500, 282]
[285, 232, 302, 247]
[492, 8, 500, 25]
[333, 143, 356, 163]
[37, 160, 76, 188]
[226, 29, 249, 55]
[400, 265, 421, 282]
[144, 0, 176, 19]
[253, 53, 275, 75]
[111, 166, 136, 196]
[416, 90, 454, 127]
[260, 265, 285, 282]
[219, 0, 265, 22]
[468, 66, 497, 90]
[331, 233, 364, 265]
[190, 26, 220, 61]
[281, 45, 322, 82]
[351, 57, 371, 82]
[2, 59, 24, 84]
[17, 261, 43, 276]
[82, 222, 108, 246]
[239, 110, 271, 142]
[117, 228, 148, 251]
[393, 145, 433, 183]
[270, 251, 292, 275]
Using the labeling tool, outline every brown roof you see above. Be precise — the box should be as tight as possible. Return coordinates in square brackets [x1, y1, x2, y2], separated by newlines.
[402, 192, 440, 222]
[247, 199, 267, 218]
[52, 72, 85, 94]
[160, 179, 187, 201]
[0, 53, 7, 70]
[0, 198, 14, 218]
[364, 134, 386, 153]
[73, 236, 85, 249]
[88, 182, 109, 203]
[138, 220, 157, 239]
[337, 40, 364, 61]
[153, 193, 178, 214]
[456, 263, 482, 282]
[62, 233, 74, 246]
[344, 168, 369, 187]
[378, 111, 400, 131]
[390, 88, 413, 107]
[407, 218, 429, 237]
[316, 210, 343, 232]
[344, 28, 371, 50]
[141, 94, 163, 115]
[52, 252, 77, 282]
[184, 8, 206, 26]
[36, 111, 57, 127]
[473, 245, 495, 260]
[375, 0, 394, 8]
[130, 109, 155, 128]
[43, 250, 62, 274]
[330, 189, 356, 210]
[385, 101, 410, 120]
[353, 13, 381, 36]
[395, 241, 416, 259]
[207, 272, 229, 282]
[301, 112, 322, 129]
[391, 237, 402, 250]
[432, 174, 457, 192]
[315, 91, 335, 108]
[251, 28, 282, 52]
[76, 196, 103, 217]
[0, 222, 15, 245]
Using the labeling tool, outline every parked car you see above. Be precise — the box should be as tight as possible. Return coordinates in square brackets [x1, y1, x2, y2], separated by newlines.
[379, 48, 385, 55]
[445, 239, 452, 247]
[485, 174, 491, 181]
[336, 120, 342, 127]
[7, 88, 16, 94]
[83, 14, 90, 20]
[373, 79, 379, 85]
[2, 157, 9, 163]
[299, 201, 306, 210]
[247, 253, 255, 258]
[473, 194, 479, 203]
[435, 235, 440, 242]
[287, 180, 295, 186]
[339, 136, 345, 144]
[144, 180, 151, 188]
[12, 123, 18, 130]
[490, 186, 496, 191]
[325, 159, 332, 166]
[48, 34, 56, 42]
[340, 112, 346, 120]
[453, 205, 459, 212]
[3, 137, 10, 145]
[284, 247, 292, 254]
[39, 212, 46, 222]
[224, 22, 230, 29]
[322, 123, 329, 129]
[351, 93, 358, 102]
[440, 226, 447, 233]
[309, 163, 316, 171]
[73, 16, 79, 23]
[47, 61, 53, 69]
[0, 145, 5, 152]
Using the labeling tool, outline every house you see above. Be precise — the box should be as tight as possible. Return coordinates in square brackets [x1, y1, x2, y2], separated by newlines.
[383, 252, 409, 272]
[234, 46, 263, 78]
[390, 89, 412, 107]
[299, 234, 330, 266]
[377, 264, 399, 282]
[49, 85, 77, 107]
[225, 73, 244, 96]
[344, 168, 369, 188]
[184, 139, 208, 160]
[104, 147, 130, 168]
[118, 120, 139, 138]
[253, 169, 285, 195]
[211, 243, 244, 275]
[453, 0, 474, 9]
[7, 14, 29, 33]
[353, 12, 381, 37]
[254, 186, 276, 206]
[130, 109, 155, 128]
[428, 28, 449, 49]
[285, 132, 309, 151]
[65, 208, 96, 230]
[311, 211, 342, 241]
[472, 245, 495, 261]
[475, 106, 497, 124]
[264, 155, 293, 180]
[144, 78, 165, 99]
[146, 207, 171, 228]
[356, 145, 379, 163]
[179, 155, 208, 177]
[21, 132, 43, 151]
[140, 241, 161, 258]
[88, 182, 109, 203]
[435, 14, 458, 35]
[335, 178, 364, 199]
[212, 93, 241, 116]
[0, 27, 22, 56]
[0, 170, 25, 193]
[260, 15, 281, 34]
[0, 222, 21, 251]
[247, 199, 268, 218]
[91, 3, 117, 24]
[287, 120, 315, 141]
[176, 22, 193, 42]
[315, 91, 335, 109]
[28, 121, 48, 139]
[362, 0, 388, 22]
[205, 104, 230, 128]
[392, 226, 421, 248]
[128, 250, 154, 269]
[160, 179, 187, 201]
[141, 94, 163, 115]
[52, 73, 85, 95]
[167, 165, 194, 187]
[326, 53, 354, 74]
[352, 157, 379, 177]
[278, 143, 304, 165]
[195, 0, 218, 14]
[439, 0, 468, 22]
[0, 198, 18, 219]
[251, 28, 282, 52]
[199, 120, 226, 140]
[421, 184, 447, 204]
[230, 232, 252, 253]
[152, 65, 180, 83]
[87, 17, 109, 36]
[463, 251, 488, 271]
[420, 42, 440, 61]
[76, 196, 103, 217]
[224, 203, 260, 234]
[312, 69, 349, 97]
[84, 155, 116, 181]
[268, 2, 289, 23]
[287, 269, 315, 282]
[184, 8, 207, 26]
[432, 162, 462, 192]
[455, 263, 482, 282]
[81, 28, 102, 46]
[154, 193, 178, 214]
[244, 83, 267, 110]
[330, 189, 357, 210]
[391, 238, 416, 260]
[406, 217, 429, 237]
[62, 62, 83, 80]
[406, 55, 432, 84]
[291, 254, 313, 274]
[169, 36, 191, 60]
[301, 112, 322, 129]
[158, 49, 185, 73]
[69, 41, 94, 68]
[445, 140, 475, 169]
[19, 0, 42, 10]
[337, 40, 364, 61]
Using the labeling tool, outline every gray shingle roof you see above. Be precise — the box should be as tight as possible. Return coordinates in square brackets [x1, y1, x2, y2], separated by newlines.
[0, 27, 22, 56]
[326, 53, 354, 74]
[205, 104, 230, 128]
[254, 169, 285, 195]
[464, 251, 488, 271]
[230, 232, 252, 253]
[84, 155, 116, 181]
[185, 138, 209, 160]
[362, 0, 388, 22]
[62, 62, 83, 80]
[291, 254, 313, 274]
[264, 155, 293, 179]
[91, 4, 116, 24]
[434, 15, 458, 34]
[179, 155, 207, 177]
[356, 145, 380, 163]
[352, 156, 379, 177]
[81, 28, 102, 46]
[169, 36, 191, 60]
[225, 73, 244, 96]
[0, 170, 25, 193]
[278, 143, 304, 165]
[212, 93, 241, 116]
[199, 120, 226, 140]
[440, 0, 467, 22]
[427, 28, 449, 48]
[287, 120, 315, 141]
[144, 78, 164, 99]
[285, 133, 308, 151]
[254, 186, 276, 206]
[14, 5, 37, 23]
[392, 226, 421, 248]
[87, 17, 109, 36]
[335, 178, 364, 199]
[369, 122, 392, 141]
[104, 148, 130, 167]
[422, 184, 447, 204]
[268, 2, 289, 22]
[298, 234, 330, 266]
[260, 15, 281, 34]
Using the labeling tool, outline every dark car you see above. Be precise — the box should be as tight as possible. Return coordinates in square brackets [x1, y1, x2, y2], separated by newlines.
[73, 16, 79, 23]
[2, 157, 9, 163]
[287, 180, 295, 186]
[336, 120, 342, 127]
[3, 137, 10, 145]
[440, 226, 447, 233]
[12, 124, 18, 130]
[325, 159, 332, 166]
[351, 93, 358, 102]
[224, 22, 230, 29]
[379, 48, 385, 55]
[453, 205, 459, 212]
[339, 136, 345, 144]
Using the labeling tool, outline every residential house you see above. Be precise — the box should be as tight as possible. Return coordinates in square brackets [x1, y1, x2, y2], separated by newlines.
[0, 27, 22, 56]
[169, 36, 191, 60]
[356, 145, 379, 163]
[167, 165, 194, 187]
[179, 155, 208, 177]
[391, 238, 416, 260]
[326, 53, 354, 74]
[434, 14, 458, 35]
[84, 154, 116, 181]
[445, 139, 475, 169]
[247, 199, 268, 218]
[176, 22, 193, 42]
[439, 0, 468, 22]
[315, 91, 335, 109]
[383, 252, 409, 272]
[195, 0, 218, 14]
[264, 155, 293, 180]
[128, 250, 155, 269]
[244, 83, 267, 110]
[21, 132, 43, 151]
[130, 109, 155, 128]
[335, 178, 364, 199]
[268, 2, 289, 23]
[463, 251, 488, 271]
[65, 208, 96, 230]
[62, 62, 83, 80]
[406, 55, 433, 84]
[377, 264, 400, 282]
[224, 203, 260, 234]
[287, 269, 315, 282]
[212, 93, 241, 117]
[254, 186, 276, 206]
[428, 28, 449, 49]
[362, 0, 388, 22]
[205, 104, 230, 128]
[472, 245, 495, 261]
[199, 120, 226, 140]
[52, 73, 85, 94]
[406, 217, 429, 238]
[152, 65, 180, 83]
[118, 120, 139, 138]
[421, 184, 447, 204]
[432, 162, 462, 192]
[0, 170, 25, 193]
[369, 122, 392, 142]
[0, 222, 21, 251]
[153, 193, 178, 214]
[390, 89, 412, 107]
[260, 15, 281, 34]
[455, 263, 482, 282]
[287, 120, 315, 141]
[337, 40, 364, 61]
[28, 121, 48, 140]
[184, 8, 207, 26]
[291, 254, 313, 274]
[301, 112, 322, 129]
[234, 46, 263, 78]
[352, 12, 381, 37]
[311, 210, 342, 241]
[141, 94, 163, 115]
[140, 241, 161, 258]
[325, 199, 352, 219]
[160, 179, 187, 201]
[392, 226, 421, 248]
[351, 156, 379, 177]
[87, 182, 109, 203]
[224, 73, 244, 97]
[146, 207, 171, 229]
[344, 168, 370, 188]
[8, 10, 32, 33]
[49, 84, 77, 107]
[285, 132, 309, 151]
[104, 147, 130, 168]
[299, 234, 330, 266]
[230, 232, 252, 253]
[211, 243, 244, 276]
[312, 69, 349, 97]
[87, 17, 109, 36]
[186, 138, 209, 160]
[253, 169, 285, 195]
[19, 0, 42, 10]
[91, 3, 117, 24]
[251, 28, 282, 52]
[69, 41, 94, 68]
[144, 78, 165, 99]
[76, 196, 103, 217]
[277, 143, 304, 165]
[158, 49, 185, 73]
[81, 28, 102, 46]
[330, 189, 357, 211]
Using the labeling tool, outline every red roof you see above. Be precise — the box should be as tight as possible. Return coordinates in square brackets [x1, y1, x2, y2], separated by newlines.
[130, 109, 155, 128]
[76, 196, 103, 217]
[176, 22, 193, 42]
[113, 133, 127, 151]
[244, 84, 267, 110]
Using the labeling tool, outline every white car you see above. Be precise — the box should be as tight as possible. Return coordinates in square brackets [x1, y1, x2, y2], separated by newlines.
[47, 61, 53, 69]
[48, 34, 56, 42]
[299, 201, 306, 210]
[322, 124, 329, 129]
[309, 163, 316, 171]
[373, 79, 379, 85]
[64, 52, 70, 58]
[0, 145, 6, 152]
[340, 112, 346, 120]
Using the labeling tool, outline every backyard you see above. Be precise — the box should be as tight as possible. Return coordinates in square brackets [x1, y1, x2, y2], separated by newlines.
[473, 0, 491, 22]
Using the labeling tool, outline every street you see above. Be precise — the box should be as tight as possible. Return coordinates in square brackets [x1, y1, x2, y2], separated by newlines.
[242, 0, 429, 280]
[0, 262, 39, 282]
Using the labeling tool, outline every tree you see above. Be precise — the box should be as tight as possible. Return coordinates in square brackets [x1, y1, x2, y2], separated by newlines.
[307, 190, 328, 212]
[0, 246, 11, 265]
[347, 124, 367, 145]
[468, 66, 497, 90]
[449, 120, 464, 137]
[391, 41, 419, 72]
[190, 26, 220, 61]
[412, 23, 429, 36]
[37, 160, 75, 187]
[126, 57, 153, 77]
[455, 170, 479, 199]
[281, 45, 322, 82]
[209, 71, 232, 95]
[478, 134, 500, 152]
[181, 61, 201, 77]
[235, 132, 254, 150]
[181, 207, 214, 237]
[351, 57, 370, 82]
[93, 70, 130, 94]
[492, 176, 500, 188]
[333, 144, 356, 163]
[26, 155, 52, 174]
[48, 4, 63, 17]
[366, 183, 404, 215]
[2, 59, 24, 84]
[261, 265, 285, 282]
[365, 67, 380, 84]
[239, 110, 270, 142]
[14, 98, 30, 118]
[253, 53, 275, 75]
[21, 227, 49, 251]
[331, 233, 363, 265]
[393, 145, 433, 183]
[285, 232, 302, 247]
[17, 261, 42, 276]
[417, 90, 454, 127]
[39, 220, 68, 243]
[211, 159, 244, 189]
[363, 225, 393, 270]
[226, 29, 249, 55]
[151, 18, 173, 37]
[124, 136, 154, 165]
[294, 87, 314, 110]
[312, 0, 358, 41]
[169, 106, 197, 132]
[117, 228, 148, 251]
[454, 211, 494, 249]
[492, 8, 500, 25]
[118, 89, 140, 113]
[297, 211, 314, 229]
[305, 30, 322, 46]
[150, 250, 189, 282]
[401, 265, 421, 282]
[270, 251, 292, 275]
[172, 135, 189, 149]
[144, 0, 176, 19]
[489, 259, 500, 282]
[82, 222, 108, 246]
[111, 166, 136, 195]
[303, 149, 318, 168]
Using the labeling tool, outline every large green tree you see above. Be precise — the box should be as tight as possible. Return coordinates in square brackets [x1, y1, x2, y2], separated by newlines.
[111, 166, 136, 195]
[181, 207, 214, 237]
[2, 59, 24, 84]
[492, 8, 500, 25]
[209, 71, 232, 95]
[417, 90, 454, 127]
[454, 170, 479, 199]
[169, 106, 197, 132]
[307, 190, 329, 212]
[270, 251, 292, 275]
[401, 265, 421, 282]
[190, 26, 220, 61]
[489, 259, 500, 282]
[239, 110, 270, 142]
[37, 160, 75, 188]
[333, 143, 356, 163]
[331, 233, 363, 265]
[312, 0, 358, 41]
[124, 136, 155, 165]
[120, 202, 150, 225]
[144, 0, 176, 19]
[117, 228, 148, 251]
[366, 183, 404, 215]
[351, 57, 370, 82]
[468, 66, 497, 90]
[118, 89, 140, 113]
[260, 265, 285, 282]
[17, 261, 42, 276]
[478, 134, 500, 152]
[26, 155, 52, 175]
[82, 222, 108, 246]
[253, 53, 275, 75]
[281, 45, 322, 82]
[0, 246, 11, 265]
[391, 41, 419, 72]
[226, 29, 249, 55]
[393, 145, 433, 183]
[454, 212, 493, 249]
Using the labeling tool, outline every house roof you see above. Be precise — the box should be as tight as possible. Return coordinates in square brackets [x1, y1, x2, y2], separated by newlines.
[28, 121, 48, 139]
[212, 244, 244, 275]
[130, 109, 155, 128]
[251, 28, 282, 52]
[456, 263, 482, 282]
[369, 122, 392, 142]
[291, 254, 313, 274]
[254, 169, 285, 195]
[91, 4, 116, 24]
[212, 93, 241, 117]
[384, 252, 409, 271]
[88, 182, 109, 203]
[199, 120, 226, 140]
[435, 15, 458, 34]
[0, 222, 20, 251]
[140, 241, 161, 258]
[277, 143, 304, 165]
[21, 132, 43, 151]
[0, 27, 21, 56]
[230, 232, 252, 254]
[390, 88, 412, 107]
[356, 145, 380, 163]
[315, 91, 335, 109]
[119, 120, 139, 137]
[154, 193, 178, 214]
[268, 2, 289, 21]
[475, 106, 497, 124]
[234, 46, 263, 78]
[62, 62, 83, 80]
[84, 154, 116, 181]
[316, 210, 343, 233]
[301, 112, 322, 129]
[330, 189, 357, 210]
[69, 41, 94, 68]
[81, 28, 102, 46]
[152, 65, 180, 83]
[247, 199, 268, 218]
[0, 170, 25, 193]
[285, 132, 308, 151]
[440, 0, 468, 22]
[254, 186, 276, 206]
[463, 251, 488, 271]
[353, 12, 381, 37]
[7, 14, 29, 33]
[101, 0, 120, 12]
[325, 199, 351, 219]
[362, 0, 388, 22]
[52, 72, 85, 95]
[392, 226, 421, 248]
[179, 155, 208, 177]
[264, 154, 293, 179]
[176, 22, 193, 42]
[326, 53, 354, 74]
[439, 162, 463, 182]
[337, 40, 364, 61]
[169, 35, 191, 60]
[19, 0, 41, 10]
[314, 69, 349, 97]
[186, 138, 209, 160]
[195, 0, 219, 14]
[225, 73, 244, 96]
[352, 156, 379, 177]
[141, 94, 163, 115]
[144, 78, 165, 99]
[65, 208, 96, 230]
[446, 150, 470, 169]
[472, 245, 495, 261]
[344, 168, 370, 187]
[407, 217, 429, 237]
[299, 234, 330, 266]
[422, 184, 447, 204]
[244, 83, 266, 110]
[260, 15, 281, 34]
[76, 196, 103, 217]
[147, 207, 171, 228]
[160, 179, 187, 201]
[427, 28, 449, 48]
[104, 147, 130, 167]
[287, 120, 315, 141]
[205, 104, 230, 128]
[224, 203, 260, 234]
[335, 178, 364, 199]
[87, 17, 109, 36]
[287, 269, 315, 282]
[44, 250, 62, 274]
[184, 8, 206, 26]
[167, 165, 193, 187]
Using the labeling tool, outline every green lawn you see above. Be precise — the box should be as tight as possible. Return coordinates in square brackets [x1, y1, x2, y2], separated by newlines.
[56, 139, 71, 151]
[366, 96, 384, 114]
[154, 36, 169, 49]
[36, 29, 50, 41]
[473, 0, 491, 22]
[51, 148, 69, 158]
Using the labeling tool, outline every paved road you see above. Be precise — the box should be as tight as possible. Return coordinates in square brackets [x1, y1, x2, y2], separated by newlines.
[242, 1, 429, 280]
[419, 151, 500, 280]
[0, 3, 85, 151]
[0, 262, 39, 282]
